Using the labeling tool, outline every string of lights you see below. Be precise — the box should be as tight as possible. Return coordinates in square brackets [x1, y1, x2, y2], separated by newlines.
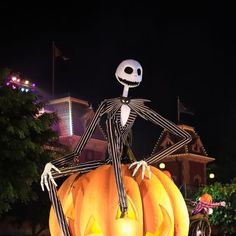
[5, 74, 36, 92]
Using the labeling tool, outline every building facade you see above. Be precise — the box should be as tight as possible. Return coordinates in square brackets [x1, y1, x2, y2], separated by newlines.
[45, 96, 107, 163]
[152, 124, 215, 196]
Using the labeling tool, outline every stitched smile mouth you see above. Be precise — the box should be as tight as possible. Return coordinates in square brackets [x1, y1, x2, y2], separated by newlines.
[118, 77, 140, 86]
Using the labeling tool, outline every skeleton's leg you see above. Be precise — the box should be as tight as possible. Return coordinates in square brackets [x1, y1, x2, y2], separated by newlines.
[107, 118, 128, 214]
[52, 158, 111, 179]
[48, 158, 111, 235]
[48, 179, 71, 236]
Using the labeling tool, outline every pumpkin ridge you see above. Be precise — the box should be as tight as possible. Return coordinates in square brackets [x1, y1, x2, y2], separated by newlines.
[135, 167, 174, 235]
[150, 167, 189, 236]
[49, 164, 189, 236]
[78, 165, 111, 236]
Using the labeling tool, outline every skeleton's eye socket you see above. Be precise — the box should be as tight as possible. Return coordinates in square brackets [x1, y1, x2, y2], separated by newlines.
[124, 66, 133, 74]
[137, 68, 141, 75]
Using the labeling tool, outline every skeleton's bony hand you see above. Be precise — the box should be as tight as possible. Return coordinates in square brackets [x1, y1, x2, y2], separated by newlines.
[220, 201, 226, 207]
[129, 160, 151, 180]
[40, 162, 61, 191]
[208, 208, 213, 215]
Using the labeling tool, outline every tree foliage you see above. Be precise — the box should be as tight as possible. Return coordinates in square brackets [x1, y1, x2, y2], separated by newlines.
[196, 179, 236, 235]
[0, 68, 58, 215]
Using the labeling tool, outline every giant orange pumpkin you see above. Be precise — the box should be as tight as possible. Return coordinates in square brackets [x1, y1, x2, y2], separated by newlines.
[49, 165, 189, 236]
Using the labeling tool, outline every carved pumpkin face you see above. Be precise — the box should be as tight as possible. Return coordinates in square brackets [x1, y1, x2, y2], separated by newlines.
[49, 165, 189, 236]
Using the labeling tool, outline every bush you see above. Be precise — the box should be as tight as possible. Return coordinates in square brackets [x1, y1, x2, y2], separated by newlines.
[195, 179, 236, 235]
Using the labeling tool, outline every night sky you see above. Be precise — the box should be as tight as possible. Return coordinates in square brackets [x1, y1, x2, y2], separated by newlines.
[1, 2, 236, 179]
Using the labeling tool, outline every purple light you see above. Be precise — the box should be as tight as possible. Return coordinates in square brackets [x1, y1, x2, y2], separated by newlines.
[32, 83, 36, 87]
[6, 82, 10, 86]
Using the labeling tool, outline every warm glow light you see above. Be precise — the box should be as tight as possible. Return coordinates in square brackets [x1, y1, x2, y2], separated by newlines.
[11, 76, 17, 81]
[209, 173, 215, 179]
[119, 218, 136, 235]
[159, 163, 165, 169]
[121, 220, 133, 234]
[25, 80, 29, 85]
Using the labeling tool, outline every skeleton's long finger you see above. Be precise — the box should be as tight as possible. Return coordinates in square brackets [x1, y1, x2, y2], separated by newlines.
[44, 175, 50, 191]
[40, 176, 45, 191]
[129, 162, 137, 169]
[51, 165, 61, 173]
[132, 162, 142, 177]
[49, 172, 57, 187]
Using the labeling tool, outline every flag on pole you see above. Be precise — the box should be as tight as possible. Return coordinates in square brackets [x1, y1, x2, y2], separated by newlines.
[177, 97, 194, 123]
[52, 42, 70, 96]
[178, 100, 194, 115]
[54, 45, 70, 60]
[54, 45, 62, 58]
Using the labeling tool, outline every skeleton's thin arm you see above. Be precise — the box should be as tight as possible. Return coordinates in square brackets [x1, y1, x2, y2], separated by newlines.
[198, 201, 225, 208]
[52, 101, 107, 167]
[131, 103, 192, 164]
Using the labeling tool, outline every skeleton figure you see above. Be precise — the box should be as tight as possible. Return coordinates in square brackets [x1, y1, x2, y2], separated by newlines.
[41, 59, 192, 236]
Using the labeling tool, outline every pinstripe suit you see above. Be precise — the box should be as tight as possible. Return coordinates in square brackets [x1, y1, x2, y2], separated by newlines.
[46, 97, 192, 236]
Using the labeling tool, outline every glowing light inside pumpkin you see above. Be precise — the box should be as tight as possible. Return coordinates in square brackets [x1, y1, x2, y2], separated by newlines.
[118, 218, 136, 235]
[159, 163, 165, 169]
[114, 197, 138, 235]
[84, 216, 103, 236]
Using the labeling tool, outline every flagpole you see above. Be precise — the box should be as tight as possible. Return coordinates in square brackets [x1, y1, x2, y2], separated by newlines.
[52, 41, 55, 96]
[177, 96, 180, 124]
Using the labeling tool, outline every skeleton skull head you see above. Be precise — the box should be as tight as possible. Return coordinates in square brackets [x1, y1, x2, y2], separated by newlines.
[115, 59, 143, 88]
